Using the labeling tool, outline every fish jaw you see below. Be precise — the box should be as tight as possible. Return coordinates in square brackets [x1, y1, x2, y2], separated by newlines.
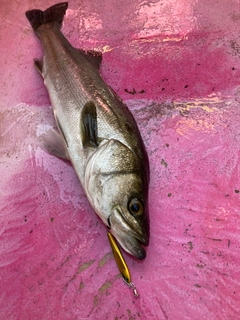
[109, 207, 148, 260]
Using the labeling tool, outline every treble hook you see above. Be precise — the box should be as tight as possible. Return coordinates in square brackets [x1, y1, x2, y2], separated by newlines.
[122, 277, 139, 297]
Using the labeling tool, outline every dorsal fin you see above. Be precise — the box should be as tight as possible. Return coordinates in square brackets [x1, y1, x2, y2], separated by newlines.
[78, 49, 102, 69]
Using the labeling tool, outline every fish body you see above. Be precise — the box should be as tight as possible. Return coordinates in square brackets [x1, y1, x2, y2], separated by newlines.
[26, 2, 149, 259]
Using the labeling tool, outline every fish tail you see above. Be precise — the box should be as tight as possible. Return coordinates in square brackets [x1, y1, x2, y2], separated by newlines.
[25, 2, 68, 32]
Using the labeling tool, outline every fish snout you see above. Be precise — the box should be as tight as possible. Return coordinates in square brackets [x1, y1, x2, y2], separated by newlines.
[108, 208, 149, 260]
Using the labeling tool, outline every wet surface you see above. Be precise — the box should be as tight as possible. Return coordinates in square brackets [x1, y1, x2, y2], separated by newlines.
[1, 0, 240, 319]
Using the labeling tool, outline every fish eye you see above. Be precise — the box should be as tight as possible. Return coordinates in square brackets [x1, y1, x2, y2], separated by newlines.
[128, 198, 144, 216]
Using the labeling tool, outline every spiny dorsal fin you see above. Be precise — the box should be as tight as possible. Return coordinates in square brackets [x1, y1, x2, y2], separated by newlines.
[81, 101, 98, 148]
[78, 49, 102, 69]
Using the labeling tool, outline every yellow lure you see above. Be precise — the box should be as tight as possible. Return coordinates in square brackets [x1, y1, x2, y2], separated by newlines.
[107, 232, 139, 297]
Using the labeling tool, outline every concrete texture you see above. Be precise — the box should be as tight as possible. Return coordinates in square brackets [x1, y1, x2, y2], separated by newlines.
[1, 0, 240, 319]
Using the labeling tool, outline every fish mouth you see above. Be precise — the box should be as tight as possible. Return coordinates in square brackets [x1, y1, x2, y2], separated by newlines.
[108, 207, 148, 260]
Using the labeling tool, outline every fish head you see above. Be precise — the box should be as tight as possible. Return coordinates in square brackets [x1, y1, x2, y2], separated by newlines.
[85, 139, 149, 260]
[105, 172, 149, 260]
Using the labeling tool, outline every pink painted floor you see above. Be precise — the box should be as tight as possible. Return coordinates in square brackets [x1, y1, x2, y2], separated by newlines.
[1, 0, 240, 319]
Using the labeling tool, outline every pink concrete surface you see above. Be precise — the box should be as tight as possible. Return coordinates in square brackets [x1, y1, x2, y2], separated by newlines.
[1, 0, 240, 319]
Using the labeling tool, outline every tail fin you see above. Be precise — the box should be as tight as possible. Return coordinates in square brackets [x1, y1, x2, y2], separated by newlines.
[25, 2, 68, 31]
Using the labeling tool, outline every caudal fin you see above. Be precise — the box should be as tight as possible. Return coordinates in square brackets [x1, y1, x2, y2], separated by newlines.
[25, 2, 68, 31]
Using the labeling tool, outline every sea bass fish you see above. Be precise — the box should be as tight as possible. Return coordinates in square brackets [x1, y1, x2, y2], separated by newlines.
[25, 2, 149, 259]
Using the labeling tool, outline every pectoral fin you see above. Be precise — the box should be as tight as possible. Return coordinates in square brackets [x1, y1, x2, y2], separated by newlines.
[81, 101, 98, 148]
[41, 129, 70, 161]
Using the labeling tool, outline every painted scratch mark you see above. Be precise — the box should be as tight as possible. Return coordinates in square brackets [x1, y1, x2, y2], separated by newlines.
[78, 281, 84, 290]
[228, 239, 231, 248]
[0, 114, 28, 138]
[65, 260, 95, 288]
[175, 103, 219, 113]
[98, 252, 113, 268]
[77, 260, 95, 274]
[87, 295, 99, 317]
[162, 36, 184, 42]
[156, 298, 169, 320]
[0, 17, 24, 30]
[207, 238, 222, 242]
[174, 100, 225, 138]
[114, 273, 122, 280]
[28, 145, 35, 166]
[93, 295, 98, 306]
[99, 280, 113, 294]
[60, 256, 71, 266]
[176, 118, 216, 138]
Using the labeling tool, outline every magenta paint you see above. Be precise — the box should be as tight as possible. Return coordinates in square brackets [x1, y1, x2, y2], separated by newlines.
[1, 0, 240, 319]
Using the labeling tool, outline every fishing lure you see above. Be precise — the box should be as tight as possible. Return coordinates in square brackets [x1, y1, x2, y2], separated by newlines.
[108, 232, 139, 297]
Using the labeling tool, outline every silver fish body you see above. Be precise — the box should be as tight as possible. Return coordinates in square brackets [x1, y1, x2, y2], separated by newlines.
[26, 2, 149, 259]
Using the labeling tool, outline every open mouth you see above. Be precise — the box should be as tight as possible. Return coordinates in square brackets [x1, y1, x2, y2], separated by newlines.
[108, 208, 148, 260]
[121, 233, 147, 260]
